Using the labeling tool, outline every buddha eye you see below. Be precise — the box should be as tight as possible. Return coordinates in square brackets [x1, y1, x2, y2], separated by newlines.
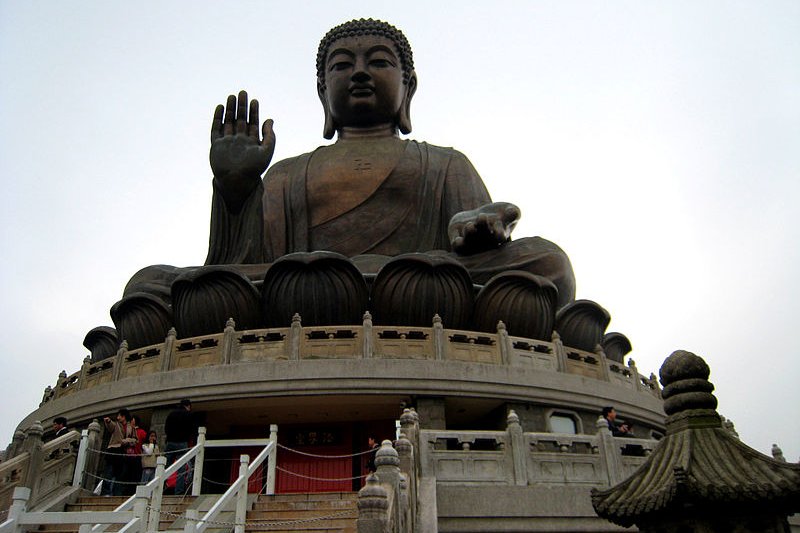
[369, 58, 393, 68]
[330, 60, 353, 72]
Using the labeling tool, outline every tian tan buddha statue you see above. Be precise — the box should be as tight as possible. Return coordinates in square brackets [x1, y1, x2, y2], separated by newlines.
[97, 19, 596, 356]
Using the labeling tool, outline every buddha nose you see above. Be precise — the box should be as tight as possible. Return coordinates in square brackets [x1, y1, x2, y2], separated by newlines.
[352, 60, 371, 83]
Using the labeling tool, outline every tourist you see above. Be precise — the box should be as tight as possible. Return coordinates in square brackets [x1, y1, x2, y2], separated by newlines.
[101, 408, 135, 496]
[365, 436, 380, 474]
[140, 431, 160, 484]
[602, 407, 632, 437]
[51, 417, 68, 439]
[164, 399, 197, 494]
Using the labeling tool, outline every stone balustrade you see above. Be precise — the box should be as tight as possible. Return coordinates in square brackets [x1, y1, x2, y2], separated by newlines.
[419, 417, 658, 488]
[43, 315, 660, 406]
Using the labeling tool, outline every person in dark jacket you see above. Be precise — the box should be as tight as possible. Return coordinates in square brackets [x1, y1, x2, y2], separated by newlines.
[164, 399, 197, 494]
[602, 406, 632, 437]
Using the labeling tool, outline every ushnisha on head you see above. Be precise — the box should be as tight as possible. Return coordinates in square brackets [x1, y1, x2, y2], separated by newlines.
[316, 18, 417, 139]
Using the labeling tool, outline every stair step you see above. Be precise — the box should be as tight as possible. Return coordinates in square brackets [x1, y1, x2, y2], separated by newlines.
[252, 499, 356, 512]
[258, 492, 357, 502]
[245, 492, 358, 532]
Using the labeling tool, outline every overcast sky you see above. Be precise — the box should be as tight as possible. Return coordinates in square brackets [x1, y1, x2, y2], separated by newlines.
[1, 1, 798, 462]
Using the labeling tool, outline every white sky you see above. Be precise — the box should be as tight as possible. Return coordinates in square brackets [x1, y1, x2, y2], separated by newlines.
[1, 2, 798, 462]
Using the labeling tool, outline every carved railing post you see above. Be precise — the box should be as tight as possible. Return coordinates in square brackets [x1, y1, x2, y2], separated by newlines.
[77, 356, 91, 391]
[551, 330, 567, 372]
[221, 318, 236, 364]
[362, 311, 374, 358]
[649, 372, 662, 398]
[628, 358, 642, 391]
[40, 386, 52, 407]
[376, 440, 402, 531]
[54, 370, 67, 400]
[432, 314, 444, 361]
[357, 474, 390, 533]
[506, 410, 527, 486]
[20, 422, 44, 503]
[83, 419, 103, 490]
[595, 343, 611, 381]
[395, 434, 416, 532]
[289, 313, 302, 360]
[161, 327, 177, 371]
[595, 416, 623, 486]
[8, 429, 26, 459]
[497, 321, 511, 365]
[112, 341, 128, 382]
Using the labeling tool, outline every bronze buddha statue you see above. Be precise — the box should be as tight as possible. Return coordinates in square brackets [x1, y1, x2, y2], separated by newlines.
[114, 19, 578, 349]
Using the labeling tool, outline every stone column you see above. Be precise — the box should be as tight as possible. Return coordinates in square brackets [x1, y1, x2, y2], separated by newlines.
[83, 419, 103, 490]
[362, 312, 374, 358]
[506, 410, 528, 486]
[357, 474, 389, 533]
[20, 422, 44, 501]
[595, 416, 623, 486]
[289, 313, 302, 360]
[161, 327, 177, 372]
[221, 318, 236, 364]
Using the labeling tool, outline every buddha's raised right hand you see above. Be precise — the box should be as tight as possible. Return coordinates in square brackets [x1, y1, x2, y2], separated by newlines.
[210, 90, 275, 209]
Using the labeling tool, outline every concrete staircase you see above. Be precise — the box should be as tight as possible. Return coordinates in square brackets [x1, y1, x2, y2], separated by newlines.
[245, 492, 357, 533]
[37, 495, 195, 533]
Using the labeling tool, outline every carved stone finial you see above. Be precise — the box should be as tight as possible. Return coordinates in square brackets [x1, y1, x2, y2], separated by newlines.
[399, 408, 416, 427]
[83, 355, 91, 364]
[88, 419, 102, 433]
[44, 385, 52, 393]
[395, 435, 412, 456]
[432, 313, 442, 325]
[596, 415, 609, 431]
[496, 320, 507, 333]
[26, 421, 44, 437]
[58, 370, 67, 379]
[167, 327, 177, 338]
[120, 340, 129, 351]
[375, 440, 400, 468]
[772, 444, 786, 462]
[357, 473, 389, 517]
[291, 313, 301, 325]
[507, 409, 520, 426]
[225, 317, 236, 329]
[659, 350, 717, 416]
[551, 330, 561, 342]
[363, 310, 372, 322]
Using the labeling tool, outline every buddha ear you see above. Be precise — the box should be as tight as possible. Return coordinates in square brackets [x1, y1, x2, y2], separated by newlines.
[398, 71, 417, 135]
[318, 82, 336, 140]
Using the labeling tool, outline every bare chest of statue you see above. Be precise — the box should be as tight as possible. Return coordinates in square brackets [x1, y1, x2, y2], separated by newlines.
[306, 138, 406, 228]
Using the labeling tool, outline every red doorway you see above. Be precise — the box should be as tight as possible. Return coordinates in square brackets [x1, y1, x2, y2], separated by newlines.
[276, 424, 353, 493]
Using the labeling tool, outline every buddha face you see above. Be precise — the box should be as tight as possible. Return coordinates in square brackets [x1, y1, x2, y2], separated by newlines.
[321, 35, 410, 132]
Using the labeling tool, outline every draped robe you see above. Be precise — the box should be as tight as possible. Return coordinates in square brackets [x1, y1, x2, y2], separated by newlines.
[128, 140, 575, 308]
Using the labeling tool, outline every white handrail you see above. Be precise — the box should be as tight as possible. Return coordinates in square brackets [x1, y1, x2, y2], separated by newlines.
[193, 440, 274, 533]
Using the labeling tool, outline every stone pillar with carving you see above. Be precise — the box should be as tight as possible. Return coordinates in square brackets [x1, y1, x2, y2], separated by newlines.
[595, 415, 623, 486]
[83, 419, 103, 490]
[357, 474, 390, 533]
[506, 410, 528, 486]
[20, 422, 44, 500]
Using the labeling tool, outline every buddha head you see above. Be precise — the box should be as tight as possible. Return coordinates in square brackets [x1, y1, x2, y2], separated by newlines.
[317, 19, 417, 139]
